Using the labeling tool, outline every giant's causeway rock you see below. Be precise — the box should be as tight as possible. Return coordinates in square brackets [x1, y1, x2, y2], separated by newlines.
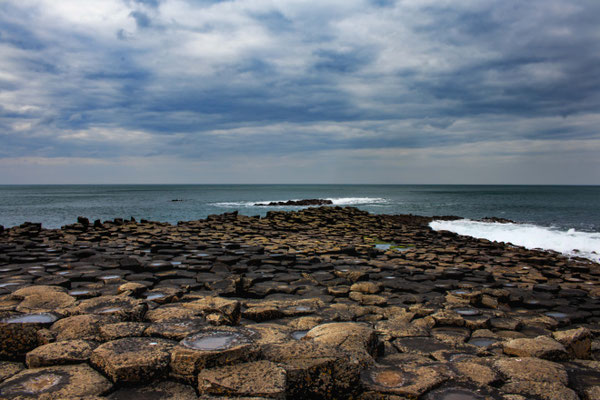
[1, 206, 600, 398]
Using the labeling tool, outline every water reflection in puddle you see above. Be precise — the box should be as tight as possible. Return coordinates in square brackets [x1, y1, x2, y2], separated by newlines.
[1, 313, 57, 324]
[291, 330, 308, 340]
[182, 331, 251, 351]
[468, 338, 498, 348]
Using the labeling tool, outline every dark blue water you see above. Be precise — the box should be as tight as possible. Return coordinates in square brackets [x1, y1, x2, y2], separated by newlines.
[0, 185, 598, 231]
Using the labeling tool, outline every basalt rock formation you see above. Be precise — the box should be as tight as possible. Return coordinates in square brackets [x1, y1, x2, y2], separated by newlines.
[255, 199, 333, 206]
[0, 206, 599, 399]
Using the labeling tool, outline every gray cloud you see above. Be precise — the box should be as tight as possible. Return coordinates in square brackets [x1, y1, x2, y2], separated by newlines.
[0, 0, 599, 183]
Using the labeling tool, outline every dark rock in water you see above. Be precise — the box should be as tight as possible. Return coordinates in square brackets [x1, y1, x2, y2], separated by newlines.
[171, 199, 184, 202]
[479, 216, 516, 223]
[255, 199, 333, 206]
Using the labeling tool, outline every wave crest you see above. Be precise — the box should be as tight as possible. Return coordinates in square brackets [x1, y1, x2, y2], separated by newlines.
[430, 219, 600, 264]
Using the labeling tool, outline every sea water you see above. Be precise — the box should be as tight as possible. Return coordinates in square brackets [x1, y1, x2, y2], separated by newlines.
[0, 185, 598, 262]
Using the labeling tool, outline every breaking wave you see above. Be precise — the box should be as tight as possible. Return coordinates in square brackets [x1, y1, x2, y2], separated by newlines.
[430, 219, 600, 264]
[213, 197, 387, 207]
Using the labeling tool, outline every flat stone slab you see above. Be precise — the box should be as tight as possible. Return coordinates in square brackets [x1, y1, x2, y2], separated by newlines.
[501, 380, 579, 400]
[261, 340, 362, 398]
[494, 357, 568, 384]
[26, 339, 97, 368]
[197, 360, 286, 399]
[91, 337, 175, 383]
[552, 327, 592, 359]
[74, 295, 147, 321]
[0, 361, 24, 383]
[305, 322, 378, 361]
[144, 318, 208, 340]
[503, 336, 568, 360]
[0, 364, 112, 399]
[100, 322, 148, 341]
[51, 314, 117, 342]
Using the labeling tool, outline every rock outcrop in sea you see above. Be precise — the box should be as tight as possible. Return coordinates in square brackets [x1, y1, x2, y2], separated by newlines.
[255, 199, 334, 206]
[0, 206, 599, 399]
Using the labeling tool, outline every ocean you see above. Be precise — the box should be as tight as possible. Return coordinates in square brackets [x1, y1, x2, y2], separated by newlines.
[0, 185, 598, 263]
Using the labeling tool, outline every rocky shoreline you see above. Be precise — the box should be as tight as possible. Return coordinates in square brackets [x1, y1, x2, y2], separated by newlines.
[0, 206, 599, 399]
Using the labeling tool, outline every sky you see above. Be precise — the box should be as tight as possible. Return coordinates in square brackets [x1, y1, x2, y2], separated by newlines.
[1, 0, 599, 184]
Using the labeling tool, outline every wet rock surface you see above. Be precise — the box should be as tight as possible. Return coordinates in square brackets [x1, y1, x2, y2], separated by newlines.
[1, 206, 600, 398]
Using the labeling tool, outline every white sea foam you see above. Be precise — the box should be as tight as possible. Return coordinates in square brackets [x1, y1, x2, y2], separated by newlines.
[327, 197, 387, 205]
[430, 219, 600, 264]
[213, 197, 387, 207]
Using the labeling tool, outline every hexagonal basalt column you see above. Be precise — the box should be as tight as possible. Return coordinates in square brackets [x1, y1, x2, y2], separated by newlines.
[0, 364, 112, 399]
[25, 340, 98, 368]
[91, 337, 175, 384]
[0, 313, 59, 359]
[74, 295, 147, 321]
[197, 360, 286, 399]
[170, 327, 259, 383]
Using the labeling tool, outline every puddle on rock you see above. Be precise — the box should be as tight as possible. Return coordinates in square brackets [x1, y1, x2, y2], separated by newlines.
[182, 331, 252, 351]
[451, 289, 471, 296]
[99, 275, 121, 280]
[295, 306, 311, 312]
[468, 338, 498, 348]
[545, 312, 569, 319]
[453, 308, 481, 316]
[68, 289, 90, 296]
[97, 307, 123, 314]
[0, 283, 21, 288]
[1, 313, 58, 324]
[291, 330, 308, 340]
[146, 293, 166, 301]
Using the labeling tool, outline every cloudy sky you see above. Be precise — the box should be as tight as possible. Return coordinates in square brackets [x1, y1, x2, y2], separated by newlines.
[1, 0, 599, 184]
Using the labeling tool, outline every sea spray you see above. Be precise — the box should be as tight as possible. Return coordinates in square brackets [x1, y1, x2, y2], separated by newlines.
[430, 219, 600, 263]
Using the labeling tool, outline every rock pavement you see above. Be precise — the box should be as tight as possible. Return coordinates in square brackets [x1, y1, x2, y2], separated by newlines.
[0, 206, 600, 399]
